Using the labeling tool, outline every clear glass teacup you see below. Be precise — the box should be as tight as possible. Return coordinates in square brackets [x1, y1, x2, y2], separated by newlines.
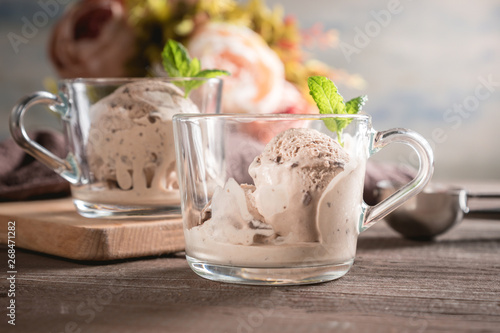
[10, 77, 222, 218]
[173, 113, 434, 285]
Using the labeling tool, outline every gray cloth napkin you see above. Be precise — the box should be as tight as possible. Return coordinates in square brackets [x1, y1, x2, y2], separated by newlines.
[0, 130, 70, 201]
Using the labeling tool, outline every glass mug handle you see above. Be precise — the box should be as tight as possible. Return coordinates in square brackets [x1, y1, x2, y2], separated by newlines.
[9, 91, 80, 184]
[361, 128, 434, 231]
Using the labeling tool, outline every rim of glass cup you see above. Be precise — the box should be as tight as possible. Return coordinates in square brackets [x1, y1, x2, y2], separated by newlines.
[58, 77, 223, 85]
[172, 113, 371, 122]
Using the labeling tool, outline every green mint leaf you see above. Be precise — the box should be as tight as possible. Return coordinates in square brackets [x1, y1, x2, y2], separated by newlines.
[196, 69, 231, 78]
[162, 39, 231, 98]
[162, 39, 192, 78]
[183, 69, 230, 97]
[307, 76, 368, 145]
[188, 58, 201, 77]
[307, 76, 346, 138]
[336, 95, 368, 133]
[345, 95, 367, 114]
[307, 76, 346, 116]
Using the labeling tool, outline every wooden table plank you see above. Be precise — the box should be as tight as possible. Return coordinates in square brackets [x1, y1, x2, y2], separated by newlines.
[1, 212, 499, 333]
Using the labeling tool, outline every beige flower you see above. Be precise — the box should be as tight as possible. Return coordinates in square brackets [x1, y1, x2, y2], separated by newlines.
[188, 22, 286, 114]
[49, 0, 138, 78]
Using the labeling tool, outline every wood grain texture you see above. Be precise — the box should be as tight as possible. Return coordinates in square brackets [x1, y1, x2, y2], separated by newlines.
[1, 182, 499, 332]
[1, 215, 499, 332]
[0, 199, 184, 260]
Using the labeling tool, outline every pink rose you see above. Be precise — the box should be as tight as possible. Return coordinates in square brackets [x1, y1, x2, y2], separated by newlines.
[188, 22, 286, 114]
[187, 22, 318, 142]
[188, 22, 315, 116]
[49, 0, 137, 78]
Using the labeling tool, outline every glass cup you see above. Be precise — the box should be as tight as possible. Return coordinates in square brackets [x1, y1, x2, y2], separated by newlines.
[10, 77, 222, 218]
[173, 114, 434, 285]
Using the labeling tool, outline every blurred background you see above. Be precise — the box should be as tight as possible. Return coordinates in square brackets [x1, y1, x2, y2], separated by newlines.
[1, 0, 499, 181]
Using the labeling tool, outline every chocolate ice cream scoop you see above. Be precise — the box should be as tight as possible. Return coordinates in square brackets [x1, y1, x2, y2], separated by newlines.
[248, 128, 349, 242]
[83, 80, 199, 205]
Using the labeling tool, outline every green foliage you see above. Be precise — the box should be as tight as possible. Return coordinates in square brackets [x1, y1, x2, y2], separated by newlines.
[161, 40, 229, 97]
[308, 76, 367, 145]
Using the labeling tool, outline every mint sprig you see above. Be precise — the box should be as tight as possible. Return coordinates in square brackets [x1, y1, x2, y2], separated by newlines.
[307, 76, 367, 145]
[161, 39, 230, 97]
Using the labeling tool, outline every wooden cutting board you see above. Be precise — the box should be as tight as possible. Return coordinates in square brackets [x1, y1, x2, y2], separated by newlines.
[0, 198, 185, 261]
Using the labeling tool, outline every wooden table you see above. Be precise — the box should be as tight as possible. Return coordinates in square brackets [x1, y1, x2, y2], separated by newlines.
[1, 182, 500, 333]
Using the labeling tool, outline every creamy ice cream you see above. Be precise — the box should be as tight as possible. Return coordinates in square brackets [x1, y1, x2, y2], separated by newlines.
[73, 80, 199, 206]
[248, 128, 349, 242]
[185, 128, 366, 267]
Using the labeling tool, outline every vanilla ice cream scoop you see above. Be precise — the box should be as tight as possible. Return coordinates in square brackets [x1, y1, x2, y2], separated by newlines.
[83, 80, 199, 205]
[249, 128, 349, 242]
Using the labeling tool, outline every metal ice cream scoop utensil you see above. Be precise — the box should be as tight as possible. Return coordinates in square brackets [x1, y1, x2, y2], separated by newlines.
[378, 181, 500, 240]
